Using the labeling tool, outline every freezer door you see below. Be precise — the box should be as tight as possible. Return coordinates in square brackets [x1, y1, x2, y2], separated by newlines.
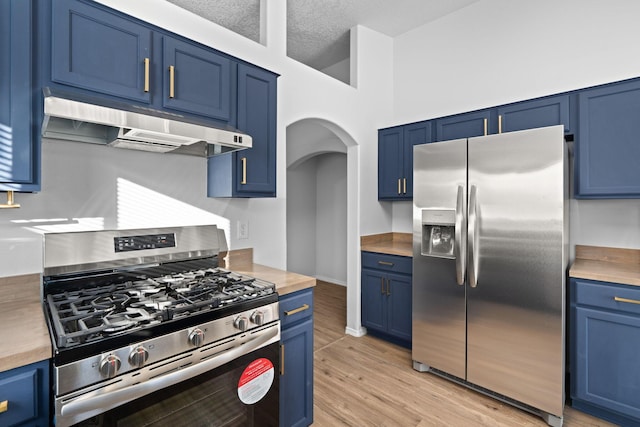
[466, 125, 566, 417]
[412, 138, 467, 379]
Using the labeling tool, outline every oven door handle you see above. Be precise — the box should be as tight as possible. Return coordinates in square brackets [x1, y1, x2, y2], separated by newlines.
[59, 325, 278, 421]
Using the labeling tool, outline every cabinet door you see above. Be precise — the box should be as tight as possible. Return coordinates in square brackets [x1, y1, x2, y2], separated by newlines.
[573, 306, 640, 421]
[378, 127, 404, 200]
[361, 269, 387, 332]
[386, 272, 412, 342]
[233, 64, 277, 196]
[51, 0, 152, 103]
[497, 95, 571, 133]
[162, 37, 232, 121]
[435, 109, 493, 141]
[576, 80, 640, 197]
[0, 0, 39, 191]
[280, 318, 314, 427]
[403, 121, 432, 199]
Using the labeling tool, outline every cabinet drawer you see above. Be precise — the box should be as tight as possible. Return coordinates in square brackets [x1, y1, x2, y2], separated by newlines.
[279, 288, 314, 329]
[0, 365, 39, 426]
[573, 278, 640, 316]
[362, 252, 412, 275]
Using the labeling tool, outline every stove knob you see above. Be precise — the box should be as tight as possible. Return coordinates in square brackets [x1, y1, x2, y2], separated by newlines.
[250, 311, 265, 326]
[128, 346, 149, 368]
[234, 316, 249, 332]
[99, 354, 121, 378]
[189, 328, 205, 347]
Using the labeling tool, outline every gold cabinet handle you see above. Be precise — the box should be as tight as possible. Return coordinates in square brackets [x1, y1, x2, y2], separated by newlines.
[378, 261, 394, 266]
[0, 191, 20, 209]
[144, 58, 150, 92]
[280, 344, 285, 376]
[614, 296, 640, 305]
[0, 400, 7, 413]
[169, 65, 175, 98]
[284, 304, 310, 316]
[403, 178, 407, 194]
[397, 178, 402, 194]
[241, 157, 247, 184]
[483, 118, 488, 136]
[498, 114, 503, 134]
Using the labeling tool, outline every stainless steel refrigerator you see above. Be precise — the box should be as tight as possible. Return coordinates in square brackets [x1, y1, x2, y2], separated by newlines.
[412, 125, 568, 427]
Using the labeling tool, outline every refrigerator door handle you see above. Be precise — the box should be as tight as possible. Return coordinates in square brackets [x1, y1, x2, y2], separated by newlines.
[468, 185, 480, 288]
[454, 185, 466, 285]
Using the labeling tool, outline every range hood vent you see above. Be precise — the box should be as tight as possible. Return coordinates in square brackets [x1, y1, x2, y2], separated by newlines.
[41, 88, 251, 157]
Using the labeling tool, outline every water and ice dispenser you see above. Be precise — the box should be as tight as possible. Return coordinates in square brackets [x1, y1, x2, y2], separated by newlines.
[421, 209, 456, 259]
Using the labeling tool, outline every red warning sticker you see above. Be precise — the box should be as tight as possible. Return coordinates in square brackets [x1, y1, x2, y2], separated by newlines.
[237, 358, 274, 404]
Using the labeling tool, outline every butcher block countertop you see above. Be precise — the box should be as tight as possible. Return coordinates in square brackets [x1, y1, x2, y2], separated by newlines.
[361, 233, 413, 258]
[0, 273, 52, 373]
[223, 248, 316, 296]
[570, 245, 640, 287]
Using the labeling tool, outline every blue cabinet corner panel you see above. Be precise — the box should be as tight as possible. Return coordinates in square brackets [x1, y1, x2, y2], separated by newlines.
[0, 360, 50, 426]
[51, 0, 152, 103]
[279, 288, 313, 427]
[576, 79, 640, 198]
[0, 0, 40, 191]
[571, 278, 640, 426]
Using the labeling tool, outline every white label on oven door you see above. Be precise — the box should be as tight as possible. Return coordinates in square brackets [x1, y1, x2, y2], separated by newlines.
[237, 358, 275, 404]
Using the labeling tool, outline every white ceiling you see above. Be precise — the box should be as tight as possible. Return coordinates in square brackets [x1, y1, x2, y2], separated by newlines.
[166, 0, 479, 71]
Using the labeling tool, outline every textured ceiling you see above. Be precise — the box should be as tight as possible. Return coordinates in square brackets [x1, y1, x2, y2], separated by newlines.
[167, 0, 479, 71]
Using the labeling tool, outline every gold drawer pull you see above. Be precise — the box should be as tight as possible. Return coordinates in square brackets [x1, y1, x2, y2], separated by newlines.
[0, 400, 7, 413]
[378, 261, 394, 266]
[284, 304, 310, 316]
[614, 296, 640, 305]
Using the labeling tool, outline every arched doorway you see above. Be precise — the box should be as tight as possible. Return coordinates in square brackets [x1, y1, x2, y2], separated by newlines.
[286, 118, 364, 337]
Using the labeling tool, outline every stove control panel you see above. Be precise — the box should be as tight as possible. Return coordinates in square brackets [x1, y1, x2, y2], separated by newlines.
[114, 233, 176, 252]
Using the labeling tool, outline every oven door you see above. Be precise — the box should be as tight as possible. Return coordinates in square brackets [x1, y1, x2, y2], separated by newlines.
[58, 323, 280, 427]
[71, 340, 279, 427]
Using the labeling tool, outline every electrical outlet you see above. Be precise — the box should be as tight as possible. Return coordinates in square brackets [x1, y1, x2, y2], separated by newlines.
[237, 220, 249, 239]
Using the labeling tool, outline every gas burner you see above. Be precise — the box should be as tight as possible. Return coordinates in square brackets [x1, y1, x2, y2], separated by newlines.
[91, 294, 130, 311]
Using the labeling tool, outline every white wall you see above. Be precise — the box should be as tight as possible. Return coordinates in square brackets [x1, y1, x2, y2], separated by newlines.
[390, 0, 640, 252]
[315, 153, 348, 285]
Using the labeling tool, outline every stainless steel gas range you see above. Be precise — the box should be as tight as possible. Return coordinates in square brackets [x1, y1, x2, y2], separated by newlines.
[42, 225, 280, 427]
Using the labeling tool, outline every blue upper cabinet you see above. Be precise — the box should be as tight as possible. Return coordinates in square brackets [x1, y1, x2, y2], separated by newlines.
[378, 120, 432, 200]
[0, 0, 40, 191]
[208, 64, 277, 198]
[162, 37, 232, 121]
[576, 79, 640, 198]
[51, 0, 152, 104]
[435, 109, 494, 141]
[497, 94, 571, 134]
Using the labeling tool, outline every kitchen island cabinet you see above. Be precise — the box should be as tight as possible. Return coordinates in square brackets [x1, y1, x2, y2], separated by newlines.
[279, 288, 314, 427]
[576, 78, 640, 198]
[0, 0, 40, 192]
[361, 251, 412, 347]
[378, 121, 432, 200]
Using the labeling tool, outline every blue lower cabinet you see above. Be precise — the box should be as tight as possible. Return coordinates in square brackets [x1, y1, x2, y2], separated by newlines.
[570, 278, 640, 426]
[279, 288, 313, 427]
[361, 252, 412, 347]
[0, 360, 50, 427]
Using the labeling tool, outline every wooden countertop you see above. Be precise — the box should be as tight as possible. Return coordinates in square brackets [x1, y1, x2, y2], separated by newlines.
[223, 248, 316, 296]
[0, 274, 52, 373]
[361, 233, 413, 257]
[569, 245, 640, 286]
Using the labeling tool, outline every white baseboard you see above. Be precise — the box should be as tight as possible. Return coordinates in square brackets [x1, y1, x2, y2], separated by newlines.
[315, 275, 347, 287]
[345, 326, 367, 337]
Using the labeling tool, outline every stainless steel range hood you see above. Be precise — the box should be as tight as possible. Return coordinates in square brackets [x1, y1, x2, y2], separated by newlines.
[41, 88, 251, 157]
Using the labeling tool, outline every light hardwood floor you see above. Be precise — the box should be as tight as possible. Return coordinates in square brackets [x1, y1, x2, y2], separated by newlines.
[312, 281, 616, 427]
